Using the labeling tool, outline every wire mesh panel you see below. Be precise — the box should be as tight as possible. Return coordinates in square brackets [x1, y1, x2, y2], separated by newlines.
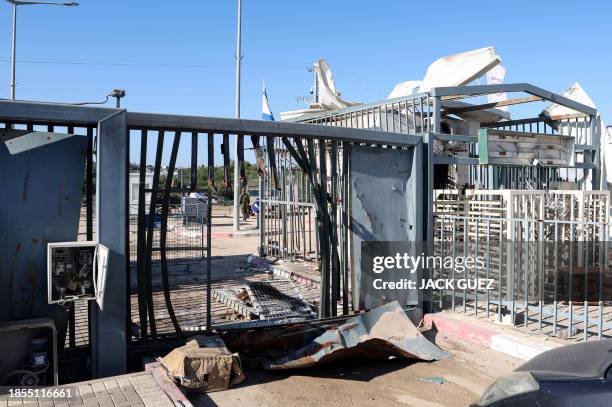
[129, 203, 205, 266]
[546, 191, 610, 223]
[127, 128, 213, 340]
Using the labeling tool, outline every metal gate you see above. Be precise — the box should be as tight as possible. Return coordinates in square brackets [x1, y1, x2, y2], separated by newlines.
[0, 101, 424, 379]
[125, 113, 424, 337]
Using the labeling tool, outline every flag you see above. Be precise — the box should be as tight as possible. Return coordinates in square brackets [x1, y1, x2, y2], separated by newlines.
[262, 82, 274, 121]
[255, 82, 273, 177]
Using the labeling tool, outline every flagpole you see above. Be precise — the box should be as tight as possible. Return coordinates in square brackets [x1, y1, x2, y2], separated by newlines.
[233, 0, 242, 231]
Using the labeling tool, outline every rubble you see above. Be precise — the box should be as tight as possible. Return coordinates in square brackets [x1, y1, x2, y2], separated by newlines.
[263, 301, 448, 369]
[160, 335, 245, 393]
[246, 279, 316, 321]
[211, 278, 315, 323]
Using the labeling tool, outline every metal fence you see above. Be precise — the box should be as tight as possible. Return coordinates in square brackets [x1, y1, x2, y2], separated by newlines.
[0, 88, 604, 381]
[125, 112, 422, 333]
[433, 214, 612, 341]
[258, 138, 318, 260]
[258, 138, 354, 262]
[128, 203, 205, 267]
[299, 93, 435, 134]
[0, 100, 424, 378]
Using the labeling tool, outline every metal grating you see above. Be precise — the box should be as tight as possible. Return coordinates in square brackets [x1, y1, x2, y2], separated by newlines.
[212, 288, 257, 319]
[245, 279, 316, 321]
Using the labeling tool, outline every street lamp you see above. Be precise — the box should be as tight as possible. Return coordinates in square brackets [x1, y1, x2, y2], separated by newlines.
[233, 0, 242, 231]
[4, 0, 79, 100]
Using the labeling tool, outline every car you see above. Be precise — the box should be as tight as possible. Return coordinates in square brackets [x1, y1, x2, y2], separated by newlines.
[474, 339, 612, 406]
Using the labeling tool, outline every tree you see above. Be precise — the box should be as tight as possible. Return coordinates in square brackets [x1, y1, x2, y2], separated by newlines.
[128, 160, 261, 205]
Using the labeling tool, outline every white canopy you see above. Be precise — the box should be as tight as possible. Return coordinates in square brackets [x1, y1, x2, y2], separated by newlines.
[388, 46, 501, 98]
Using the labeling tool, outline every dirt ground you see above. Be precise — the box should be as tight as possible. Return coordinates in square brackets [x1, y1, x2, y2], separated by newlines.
[189, 331, 520, 407]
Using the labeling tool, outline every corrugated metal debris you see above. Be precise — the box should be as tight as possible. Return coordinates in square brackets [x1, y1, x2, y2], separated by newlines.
[263, 301, 449, 369]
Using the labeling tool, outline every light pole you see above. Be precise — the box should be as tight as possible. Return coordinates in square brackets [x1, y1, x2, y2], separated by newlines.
[233, 0, 242, 231]
[5, 0, 79, 100]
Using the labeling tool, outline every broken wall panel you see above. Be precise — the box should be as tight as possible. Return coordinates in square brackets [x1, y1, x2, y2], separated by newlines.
[350, 145, 422, 311]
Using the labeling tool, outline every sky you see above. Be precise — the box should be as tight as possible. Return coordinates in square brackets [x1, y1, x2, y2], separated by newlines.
[1, 0, 611, 166]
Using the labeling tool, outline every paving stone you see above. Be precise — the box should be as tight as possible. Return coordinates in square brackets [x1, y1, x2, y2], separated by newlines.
[0, 371, 181, 407]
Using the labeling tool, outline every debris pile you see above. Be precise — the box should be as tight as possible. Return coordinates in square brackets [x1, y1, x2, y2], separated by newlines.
[160, 335, 245, 393]
[264, 301, 448, 369]
[212, 278, 315, 323]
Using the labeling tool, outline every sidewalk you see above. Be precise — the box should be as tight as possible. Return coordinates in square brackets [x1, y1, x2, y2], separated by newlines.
[0, 364, 191, 407]
[247, 255, 320, 288]
[424, 311, 565, 361]
[209, 207, 259, 239]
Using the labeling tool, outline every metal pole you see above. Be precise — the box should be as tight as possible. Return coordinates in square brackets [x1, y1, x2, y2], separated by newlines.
[258, 173, 264, 256]
[206, 133, 214, 332]
[233, 0, 242, 231]
[10, 3, 17, 100]
[8, 1, 79, 99]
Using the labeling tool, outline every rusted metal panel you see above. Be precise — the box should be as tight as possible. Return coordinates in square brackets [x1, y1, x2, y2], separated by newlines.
[263, 301, 448, 369]
[0, 133, 86, 326]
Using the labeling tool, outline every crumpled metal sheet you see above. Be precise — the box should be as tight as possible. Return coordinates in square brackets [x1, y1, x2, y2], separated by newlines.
[263, 301, 449, 369]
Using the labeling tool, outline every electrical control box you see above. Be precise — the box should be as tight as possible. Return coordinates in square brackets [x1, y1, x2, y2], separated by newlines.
[47, 241, 109, 309]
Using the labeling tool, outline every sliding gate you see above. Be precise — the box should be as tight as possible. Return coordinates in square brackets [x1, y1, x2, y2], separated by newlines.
[127, 113, 425, 340]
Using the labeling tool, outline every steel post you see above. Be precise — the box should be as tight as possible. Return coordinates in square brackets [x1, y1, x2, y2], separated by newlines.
[10, 4, 16, 100]
[91, 110, 128, 378]
[233, 0, 242, 231]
